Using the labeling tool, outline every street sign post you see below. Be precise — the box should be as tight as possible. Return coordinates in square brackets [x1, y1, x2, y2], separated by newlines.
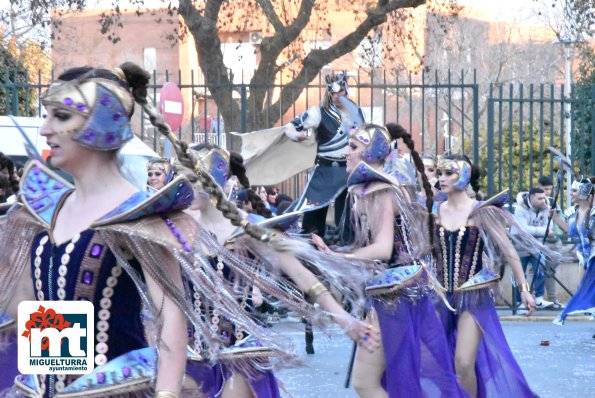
[159, 83, 184, 158]
[159, 82, 184, 132]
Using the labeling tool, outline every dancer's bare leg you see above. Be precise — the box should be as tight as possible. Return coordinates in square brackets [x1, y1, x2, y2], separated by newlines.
[352, 309, 388, 398]
[454, 311, 483, 398]
[222, 373, 255, 398]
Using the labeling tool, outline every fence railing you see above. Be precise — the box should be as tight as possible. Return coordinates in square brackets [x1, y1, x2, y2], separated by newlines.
[1, 67, 593, 203]
[485, 82, 595, 209]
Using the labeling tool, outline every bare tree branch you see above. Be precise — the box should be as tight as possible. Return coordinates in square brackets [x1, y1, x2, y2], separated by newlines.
[179, 0, 240, 126]
[256, 0, 284, 32]
[264, 0, 425, 123]
[247, 0, 315, 120]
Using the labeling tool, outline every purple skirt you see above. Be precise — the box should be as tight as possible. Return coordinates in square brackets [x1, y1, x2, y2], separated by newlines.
[186, 360, 280, 398]
[557, 257, 595, 323]
[0, 330, 279, 398]
[436, 289, 538, 398]
[0, 331, 18, 394]
[373, 293, 467, 398]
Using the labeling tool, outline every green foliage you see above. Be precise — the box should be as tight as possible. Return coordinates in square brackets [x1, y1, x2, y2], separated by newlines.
[478, 124, 563, 195]
[573, 49, 595, 175]
[0, 43, 37, 116]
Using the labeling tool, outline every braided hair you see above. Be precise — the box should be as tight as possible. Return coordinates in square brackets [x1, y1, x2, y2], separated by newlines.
[385, 123, 437, 258]
[118, 62, 280, 243]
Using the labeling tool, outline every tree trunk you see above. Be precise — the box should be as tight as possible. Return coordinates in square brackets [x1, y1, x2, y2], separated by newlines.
[179, 0, 426, 135]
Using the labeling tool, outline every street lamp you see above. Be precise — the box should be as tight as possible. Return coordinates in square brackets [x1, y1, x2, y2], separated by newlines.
[556, 38, 576, 206]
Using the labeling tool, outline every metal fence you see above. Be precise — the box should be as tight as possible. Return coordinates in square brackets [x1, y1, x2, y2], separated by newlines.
[1, 67, 593, 202]
[485, 82, 595, 209]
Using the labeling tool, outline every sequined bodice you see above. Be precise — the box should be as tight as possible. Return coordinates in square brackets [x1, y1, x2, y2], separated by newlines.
[435, 225, 484, 292]
[30, 230, 147, 365]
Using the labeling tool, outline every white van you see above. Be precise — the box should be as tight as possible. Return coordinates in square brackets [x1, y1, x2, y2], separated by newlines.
[0, 116, 161, 188]
[0, 116, 49, 168]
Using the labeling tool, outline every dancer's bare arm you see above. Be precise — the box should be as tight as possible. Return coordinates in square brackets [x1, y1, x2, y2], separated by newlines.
[143, 252, 188, 395]
[312, 192, 395, 261]
[273, 251, 380, 352]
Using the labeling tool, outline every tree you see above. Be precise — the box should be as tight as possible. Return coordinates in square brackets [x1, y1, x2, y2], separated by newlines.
[534, 0, 595, 175]
[0, 2, 56, 116]
[0, 36, 43, 116]
[572, 48, 595, 175]
[177, 0, 435, 131]
[3, 0, 451, 131]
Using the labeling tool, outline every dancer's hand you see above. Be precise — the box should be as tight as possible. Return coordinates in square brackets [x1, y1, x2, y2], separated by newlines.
[335, 315, 380, 352]
[349, 319, 381, 352]
[311, 234, 331, 253]
[521, 291, 535, 316]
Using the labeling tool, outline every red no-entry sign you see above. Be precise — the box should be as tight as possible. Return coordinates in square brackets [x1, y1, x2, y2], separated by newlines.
[160, 82, 184, 131]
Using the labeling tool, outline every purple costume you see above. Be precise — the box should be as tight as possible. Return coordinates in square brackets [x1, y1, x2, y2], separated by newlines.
[555, 206, 595, 324]
[433, 202, 539, 398]
[0, 69, 373, 398]
[346, 150, 466, 397]
[184, 214, 280, 398]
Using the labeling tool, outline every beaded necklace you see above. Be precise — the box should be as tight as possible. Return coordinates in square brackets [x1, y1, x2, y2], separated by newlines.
[32, 231, 123, 395]
[438, 226, 481, 291]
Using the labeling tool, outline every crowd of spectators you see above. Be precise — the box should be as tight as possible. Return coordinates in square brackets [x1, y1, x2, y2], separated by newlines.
[513, 174, 595, 311]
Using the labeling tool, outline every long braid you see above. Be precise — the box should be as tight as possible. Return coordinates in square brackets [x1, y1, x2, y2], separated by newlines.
[386, 123, 437, 259]
[247, 189, 273, 218]
[228, 153, 272, 218]
[119, 62, 280, 245]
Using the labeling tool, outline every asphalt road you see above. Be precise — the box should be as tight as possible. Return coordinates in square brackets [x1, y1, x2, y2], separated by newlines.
[272, 317, 595, 398]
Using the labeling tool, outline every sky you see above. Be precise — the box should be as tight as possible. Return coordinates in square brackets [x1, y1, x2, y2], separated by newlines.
[0, 0, 563, 41]
[0, 0, 555, 21]
[457, 0, 547, 21]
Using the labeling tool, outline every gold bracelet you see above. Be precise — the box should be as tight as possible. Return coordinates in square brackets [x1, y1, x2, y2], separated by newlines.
[240, 219, 249, 228]
[306, 282, 329, 304]
[344, 253, 355, 259]
[155, 390, 179, 398]
[519, 282, 531, 293]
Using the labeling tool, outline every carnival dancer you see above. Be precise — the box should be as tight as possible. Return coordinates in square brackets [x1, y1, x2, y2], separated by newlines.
[555, 177, 595, 324]
[0, 63, 379, 398]
[433, 154, 550, 398]
[312, 123, 466, 398]
[182, 144, 381, 398]
[285, 72, 364, 238]
[286, 72, 365, 355]
[147, 157, 174, 190]
[421, 154, 438, 186]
